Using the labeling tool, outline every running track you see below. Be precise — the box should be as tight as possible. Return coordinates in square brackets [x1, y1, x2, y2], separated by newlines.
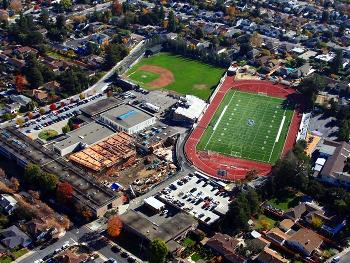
[184, 76, 303, 181]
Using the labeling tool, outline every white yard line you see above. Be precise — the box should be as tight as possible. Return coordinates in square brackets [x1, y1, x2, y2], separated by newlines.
[275, 115, 286, 142]
[268, 108, 287, 162]
[204, 91, 236, 150]
[213, 105, 228, 131]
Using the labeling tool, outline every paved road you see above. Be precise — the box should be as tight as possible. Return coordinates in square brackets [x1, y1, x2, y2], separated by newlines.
[18, 224, 132, 263]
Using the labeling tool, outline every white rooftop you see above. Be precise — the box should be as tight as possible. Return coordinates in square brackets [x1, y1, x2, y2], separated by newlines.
[174, 95, 207, 121]
[144, 196, 165, 211]
[316, 158, 326, 166]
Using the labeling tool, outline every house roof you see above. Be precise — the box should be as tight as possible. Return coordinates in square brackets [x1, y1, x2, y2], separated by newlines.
[266, 228, 290, 244]
[284, 202, 321, 221]
[321, 141, 350, 179]
[206, 233, 245, 263]
[0, 225, 31, 249]
[288, 228, 322, 255]
[256, 247, 289, 263]
[279, 219, 295, 230]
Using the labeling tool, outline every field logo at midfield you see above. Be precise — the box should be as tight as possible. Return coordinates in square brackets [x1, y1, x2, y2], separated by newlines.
[247, 118, 255, 126]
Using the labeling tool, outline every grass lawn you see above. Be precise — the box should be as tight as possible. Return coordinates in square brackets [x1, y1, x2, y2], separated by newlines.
[197, 90, 294, 164]
[267, 194, 300, 211]
[254, 215, 277, 230]
[191, 252, 202, 261]
[38, 129, 58, 141]
[11, 248, 28, 259]
[182, 237, 195, 247]
[125, 53, 225, 100]
[0, 256, 12, 263]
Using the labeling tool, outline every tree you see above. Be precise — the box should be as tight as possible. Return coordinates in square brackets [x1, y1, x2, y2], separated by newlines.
[59, 0, 72, 10]
[56, 182, 73, 203]
[107, 216, 123, 238]
[9, 0, 21, 12]
[103, 43, 128, 70]
[16, 118, 24, 127]
[321, 10, 329, 23]
[15, 74, 26, 93]
[10, 177, 20, 192]
[27, 112, 34, 119]
[330, 49, 343, 74]
[24, 163, 41, 183]
[3, 0, 8, 9]
[49, 103, 57, 111]
[112, 0, 122, 15]
[39, 108, 46, 115]
[38, 172, 58, 193]
[194, 27, 204, 39]
[167, 10, 176, 32]
[311, 215, 323, 228]
[149, 239, 168, 263]
[62, 124, 70, 134]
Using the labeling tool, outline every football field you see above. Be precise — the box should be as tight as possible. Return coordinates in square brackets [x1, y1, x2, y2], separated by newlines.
[197, 90, 294, 164]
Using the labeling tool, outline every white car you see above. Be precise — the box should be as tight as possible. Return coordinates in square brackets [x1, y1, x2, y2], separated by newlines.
[34, 259, 43, 263]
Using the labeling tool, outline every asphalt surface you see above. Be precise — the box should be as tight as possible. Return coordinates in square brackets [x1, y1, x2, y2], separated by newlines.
[18, 225, 132, 263]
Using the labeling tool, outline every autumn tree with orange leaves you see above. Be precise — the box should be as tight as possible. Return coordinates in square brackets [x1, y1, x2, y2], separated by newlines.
[15, 74, 26, 93]
[111, 0, 122, 16]
[56, 182, 73, 203]
[107, 216, 122, 238]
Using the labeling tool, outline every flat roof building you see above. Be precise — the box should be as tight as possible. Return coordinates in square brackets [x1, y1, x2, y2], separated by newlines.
[99, 104, 156, 134]
[53, 122, 115, 156]
[80, 97, 123, 117]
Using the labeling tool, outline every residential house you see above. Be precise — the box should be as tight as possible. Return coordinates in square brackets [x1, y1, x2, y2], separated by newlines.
[284, 202, 322, 222]
[14, 46, 38, 58]
[25, 219, 51, 241]
[279, 219, 294, 232]
[205, 233, 246, 263]
[27, 89, 49, 102]
[0, 194, 18, 215]
[0, 226, 32, 251]
[286, 228, 322, 256]
[290, 63, 315, 78]
[256, 247, 289, 263]
[10, 95, 31, 107]
[40, 81, 61, 93]
[5, 103, 21, 114]
[265, 228, 290, 246]
[90, 33, 110, 47]
[319, 140, 350, 188]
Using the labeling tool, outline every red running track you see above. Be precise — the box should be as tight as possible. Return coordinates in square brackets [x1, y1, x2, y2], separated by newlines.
[184, 77, 303, 181]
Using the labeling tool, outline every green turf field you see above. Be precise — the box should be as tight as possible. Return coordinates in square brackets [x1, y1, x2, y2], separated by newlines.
[197, 91, 294, 164]
[125, 53, 225, 100]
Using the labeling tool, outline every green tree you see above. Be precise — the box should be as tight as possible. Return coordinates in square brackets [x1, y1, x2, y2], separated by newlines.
[103, 43, 128, 70]
[38, 172, 58, 193]
[330, 49, 343, 74]
[149, 239, 168, 263]
[167, 10, 176, 32]
[3, 0, 8, 9]
[62, 124, 70, 134]
[24, 163, 41, 183]
[59, 0, 72, 10]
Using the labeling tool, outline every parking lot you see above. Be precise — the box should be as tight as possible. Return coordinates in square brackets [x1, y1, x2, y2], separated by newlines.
[19, 93, 105, 139]
[158, 173, 231, 225]
[308, 112, 339, 140]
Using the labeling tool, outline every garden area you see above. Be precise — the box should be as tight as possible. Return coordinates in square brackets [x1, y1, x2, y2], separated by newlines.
[267, 192, 301, 211]
[0, 248, 28, 263]
[253, 214, 277, 230]
[38, 129, 59, 141]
